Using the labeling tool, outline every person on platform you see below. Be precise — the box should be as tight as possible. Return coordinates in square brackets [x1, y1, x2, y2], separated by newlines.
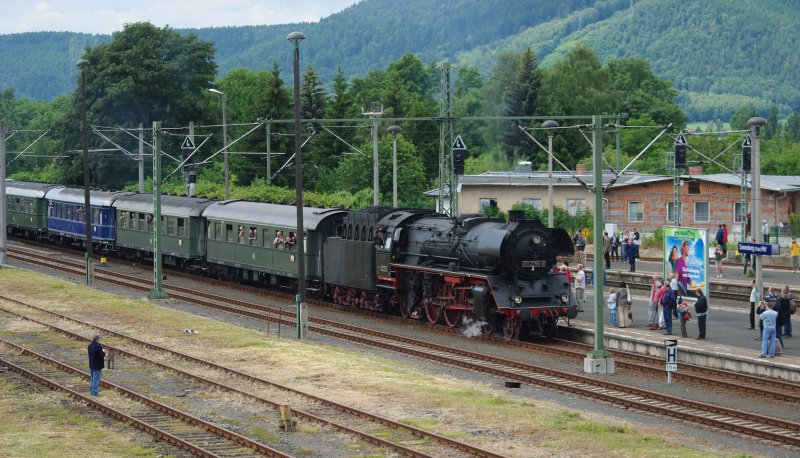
[761, 219, 770, 243]
[87, 335, 105, 396]
[749, 279, 758, 330]
[661, 279, 679, 335]
[759, 301, 778, 358]
[790, 238, 800, 273]
[722, 224, 729, 255]
[607, 287, 618, 327]
[572, 230, 586, 265]
[611, 232, 620, 261]
[781, 285, 794, 338]
[675, 240, 691, 295]
[694, 288, 708, 339]
[715, 224, 726, 256]
[620, 229, 629, 262]
[632, 227, 641, 247]
[678, 296, 690, 338]
[714, 245, 724, 278]
[603, 231, 611, 269]
[617, 281, 632, 327]
[628, 238, 639, 272]
[648, 274, 663, 330]
[575, 264, 586, 312]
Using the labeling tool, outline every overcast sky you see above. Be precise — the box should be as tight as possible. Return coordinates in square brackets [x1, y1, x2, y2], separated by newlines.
[1, 0, 360, 35]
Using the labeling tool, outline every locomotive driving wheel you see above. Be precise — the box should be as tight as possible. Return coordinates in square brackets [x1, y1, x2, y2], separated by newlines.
[503, 317, 522, 340]
[424, 282, 443, 324]
[442, 283, 464, 328]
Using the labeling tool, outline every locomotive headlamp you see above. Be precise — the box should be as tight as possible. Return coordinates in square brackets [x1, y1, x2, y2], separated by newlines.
[513, 295, 523, 304]
[561, 294, 569, 303]
[531, 235, 541, 245]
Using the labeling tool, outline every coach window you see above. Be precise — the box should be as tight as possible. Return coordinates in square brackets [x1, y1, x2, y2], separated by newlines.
[226, 224, 233, 242]
[147, 214, 154, 232]
[262, 228, 270, 247]
[140, 213, 147, 231]
[249, 227, 257, 245]
[215, 222, 222, 240]
[93, 208, 100, 225]
[167, 217, 175, 235]
[129, 212, 137, 230]
[177, 218, 186, 237]
[66, 205, 73, 221]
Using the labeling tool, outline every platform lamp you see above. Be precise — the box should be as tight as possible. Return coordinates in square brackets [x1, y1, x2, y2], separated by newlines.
[288, 31, 307, 339]
[387, 125, 402, 207]
[542, 120, 559, 228]
[76, 58, 93, 285]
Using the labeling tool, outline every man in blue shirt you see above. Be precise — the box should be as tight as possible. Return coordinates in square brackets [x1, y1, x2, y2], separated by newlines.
[760, 302, 779, 358]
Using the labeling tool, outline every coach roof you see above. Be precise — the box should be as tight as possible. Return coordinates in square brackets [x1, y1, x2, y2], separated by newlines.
[112, 193, 216, 217]
[44, 187, 131, 206]
[202, 200, 346, 230]
[4, 180, 63, 198]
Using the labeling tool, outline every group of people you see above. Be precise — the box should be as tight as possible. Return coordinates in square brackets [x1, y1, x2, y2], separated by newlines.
[749, 281, 794, 358]
[600, 228, 641, 272]
[604, 272, 708, 339]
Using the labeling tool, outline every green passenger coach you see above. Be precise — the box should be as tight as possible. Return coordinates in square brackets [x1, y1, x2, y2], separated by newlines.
[113, 194, 216, 269]
[201, 200, 346, 290]
[5, 180, 62, 237]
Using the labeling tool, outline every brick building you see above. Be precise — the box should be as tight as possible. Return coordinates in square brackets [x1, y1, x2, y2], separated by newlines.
[453, 163, 800, 239]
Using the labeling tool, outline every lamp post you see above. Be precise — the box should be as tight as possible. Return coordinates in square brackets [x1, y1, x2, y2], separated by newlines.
[76, 58, 93, 285]
[387, 125, 402, 207]
[208, 88, 229, 199]
[542, 120, 559, 228]
[748, 116, 767, 304]
[288, 30, 307, 339]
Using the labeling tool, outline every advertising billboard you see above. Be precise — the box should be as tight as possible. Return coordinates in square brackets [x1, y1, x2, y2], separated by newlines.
[664, 227, 708, 300]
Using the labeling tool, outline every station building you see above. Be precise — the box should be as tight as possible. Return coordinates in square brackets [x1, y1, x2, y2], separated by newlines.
[454, 163, 800, 239]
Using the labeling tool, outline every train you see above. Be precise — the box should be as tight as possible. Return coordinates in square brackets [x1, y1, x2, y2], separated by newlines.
[4, 179, 577, 339]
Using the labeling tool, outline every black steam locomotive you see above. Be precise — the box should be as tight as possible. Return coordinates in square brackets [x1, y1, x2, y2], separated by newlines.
[324, 208, 577, 339]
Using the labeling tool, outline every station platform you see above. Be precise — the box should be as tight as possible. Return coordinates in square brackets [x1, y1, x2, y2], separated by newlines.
[561, 319, 800, 382]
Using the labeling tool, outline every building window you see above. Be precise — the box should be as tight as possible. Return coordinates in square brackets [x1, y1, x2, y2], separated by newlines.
[521, 198, 542, 210]
[687, 180, 700, 195]
[694, 201, 710, 223]
[733, 202, 748, 222]
[628, 201, 644, 222]
[666, 202, 682, 225]
[479, 198, 498, 213]
[566, 199, 586, 216]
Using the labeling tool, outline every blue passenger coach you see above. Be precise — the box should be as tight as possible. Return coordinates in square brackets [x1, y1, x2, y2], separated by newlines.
[45, 187, 127, 248]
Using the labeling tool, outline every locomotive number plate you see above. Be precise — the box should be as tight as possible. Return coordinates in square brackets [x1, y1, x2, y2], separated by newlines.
[521, 260, 547, 269]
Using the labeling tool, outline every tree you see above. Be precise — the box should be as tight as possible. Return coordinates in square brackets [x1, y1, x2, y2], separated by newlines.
[764, 105, 779, 140]
[729, 104, 758, 131]
[263, 62, 293, 187]
[501, 48, 542, 161]
[59, 22, 217, 189]
[787, 112, 800, 143]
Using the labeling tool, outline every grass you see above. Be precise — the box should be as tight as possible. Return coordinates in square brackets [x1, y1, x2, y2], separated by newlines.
[0, 268, 743, 457]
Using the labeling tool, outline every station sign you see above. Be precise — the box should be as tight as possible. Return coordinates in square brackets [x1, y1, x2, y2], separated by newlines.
[737, 242, 772, 256]
[665, 339, 678, 373]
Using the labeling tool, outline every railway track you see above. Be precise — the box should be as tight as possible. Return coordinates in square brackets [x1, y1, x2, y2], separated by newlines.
[0, 337, 289, 458]
[6, 245, 800, 449]
[0, 284, 505, 456]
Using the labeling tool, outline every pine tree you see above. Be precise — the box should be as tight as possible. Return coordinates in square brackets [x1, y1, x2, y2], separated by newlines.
[501, 48, 541, 161]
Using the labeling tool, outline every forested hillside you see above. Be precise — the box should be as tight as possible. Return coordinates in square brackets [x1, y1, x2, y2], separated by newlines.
[0, 0, 798, 121]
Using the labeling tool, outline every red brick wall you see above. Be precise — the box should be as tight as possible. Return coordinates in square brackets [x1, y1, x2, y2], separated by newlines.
[604, 179, 797, 233]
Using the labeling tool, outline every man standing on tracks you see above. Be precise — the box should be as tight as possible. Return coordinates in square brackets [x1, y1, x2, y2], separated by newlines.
[87, 335, 105, 396]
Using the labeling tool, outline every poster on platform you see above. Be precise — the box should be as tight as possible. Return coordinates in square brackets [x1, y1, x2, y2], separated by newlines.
[663, 227, 708, 301]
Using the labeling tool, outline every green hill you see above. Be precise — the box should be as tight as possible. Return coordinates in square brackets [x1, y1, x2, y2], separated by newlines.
[0, 0, 798, 121]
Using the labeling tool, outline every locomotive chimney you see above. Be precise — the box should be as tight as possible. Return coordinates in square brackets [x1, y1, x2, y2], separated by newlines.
[508, 210, 526, 222]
